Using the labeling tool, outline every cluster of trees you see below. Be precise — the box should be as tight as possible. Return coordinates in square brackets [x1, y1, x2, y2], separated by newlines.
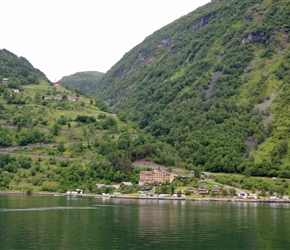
[17, 128, 53, 146]
[213, 174, 289, 196]
[0, 155, 32, 188]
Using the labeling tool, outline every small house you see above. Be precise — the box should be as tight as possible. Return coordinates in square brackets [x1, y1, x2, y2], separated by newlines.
[237, 191, 248, 199]
[95, 184, 106, 189]
[248, 194, 258, 199]
[269, 196, 278, 200]
[66, 189, 83, 196]
[198, 186, 208, 195]
[211, 187, 221, 194]
[54, 95, 62, 101]
[55, 81, 62, 86]
[179, 176, 189, 181]
[119, 182, 133, 189]
[186, 187, 196, 194]
[2, 78, 9, 84]
[68, 97, 77, 102]
[43, 95, 51, 100]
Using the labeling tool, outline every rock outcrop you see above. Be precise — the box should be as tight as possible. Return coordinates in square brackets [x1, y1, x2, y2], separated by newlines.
[205, 71, 223, 99]
[135, 52, 149, 66]
[241, 32, 265, 44]
[191, 13, 214, 32]
[157, 38, 178, 48]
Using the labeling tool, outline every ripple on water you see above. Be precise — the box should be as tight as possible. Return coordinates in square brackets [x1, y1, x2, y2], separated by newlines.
[0, 206, 99, 212]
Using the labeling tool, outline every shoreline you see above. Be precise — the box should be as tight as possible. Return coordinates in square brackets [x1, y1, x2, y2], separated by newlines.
[1, 191, 289, 204]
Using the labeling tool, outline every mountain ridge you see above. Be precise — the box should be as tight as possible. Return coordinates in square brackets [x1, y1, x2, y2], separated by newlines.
[87, 0, 290, 177]
[59, 71, 104, 93]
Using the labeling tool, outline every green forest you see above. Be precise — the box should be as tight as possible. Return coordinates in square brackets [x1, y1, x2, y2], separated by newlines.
[91, 0, 290, 178]
[1, 0, 290, 195]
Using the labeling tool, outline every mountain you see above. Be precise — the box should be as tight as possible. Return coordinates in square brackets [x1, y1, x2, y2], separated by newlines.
[91, 0, 290, 177]
[0, 49, 49, 85]
[0, 49, 143, 192]
[59, 71, 104, 93]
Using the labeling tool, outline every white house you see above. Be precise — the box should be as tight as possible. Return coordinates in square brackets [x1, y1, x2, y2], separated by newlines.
[2, 78, 9, 84]
[248, 194, 258, 199]
[237, 191, 248, 199]
[66, 189, 83, 196]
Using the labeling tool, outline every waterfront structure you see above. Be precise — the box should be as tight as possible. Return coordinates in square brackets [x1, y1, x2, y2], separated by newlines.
[198, 186, 208, 195]
[66, 189, 83, 196]
[139, 170, 175, 185]
[186, 187, 196, 194]
[210, 187, 221, 194]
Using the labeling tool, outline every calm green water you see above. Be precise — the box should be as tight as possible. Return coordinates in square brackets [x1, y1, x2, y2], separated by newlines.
[0, 195, 289, 250]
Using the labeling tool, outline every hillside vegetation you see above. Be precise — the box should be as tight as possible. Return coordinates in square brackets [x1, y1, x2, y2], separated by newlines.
[91, 0, 290, 178]
[0, 49, 49, 86]
[0, 54, 161, 192]
[59, 71, 104, 93]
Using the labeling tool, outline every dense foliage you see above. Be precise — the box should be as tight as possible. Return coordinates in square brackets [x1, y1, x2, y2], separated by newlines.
[0, 49, 49, 85]
[59, 71, 104, 93]
[90, 0, 290, 177]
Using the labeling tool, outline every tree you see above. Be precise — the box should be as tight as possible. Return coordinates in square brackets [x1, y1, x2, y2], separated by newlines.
[34, 92, 41, 104]
[260, 188, 266, 197]
[229, 188, 236, 196]
[2, 175, 11, 188]
[57, 142, 66, 152]
[222, 189, 228, 196]
[51, 123, 61, 136]
[0, 133, 12, 146]
[118, 132, 132, 150]
[194, 167, 201, 179]
[74, 142, 84, 153]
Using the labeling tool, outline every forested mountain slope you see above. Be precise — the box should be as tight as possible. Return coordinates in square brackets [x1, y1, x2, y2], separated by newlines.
[0, 49, 49, 85]
[92, 0, 290, 177]
[59, 71, 104, 93]
[0, 50, 144, 192]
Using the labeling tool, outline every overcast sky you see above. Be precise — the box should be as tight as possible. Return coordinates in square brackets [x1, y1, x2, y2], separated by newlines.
[1, 0, 210, 82]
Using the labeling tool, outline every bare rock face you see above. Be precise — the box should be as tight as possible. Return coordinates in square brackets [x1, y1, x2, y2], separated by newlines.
[241, 32, 265, 44]
[135, 52, 150, 67]
[191, 14, 214, 32]
[113, 68, 123, 77]
[157, 38, 178, 48]
[205, 71, 223, 99]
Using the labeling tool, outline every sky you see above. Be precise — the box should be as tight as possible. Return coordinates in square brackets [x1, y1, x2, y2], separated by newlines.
[1, 0, 210, 82]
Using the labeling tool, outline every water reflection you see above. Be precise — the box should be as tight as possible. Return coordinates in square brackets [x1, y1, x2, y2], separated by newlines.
[0, 196, 290, 250]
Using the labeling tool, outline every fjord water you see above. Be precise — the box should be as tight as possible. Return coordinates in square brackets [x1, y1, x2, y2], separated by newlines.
[0, 195, 289, 250]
